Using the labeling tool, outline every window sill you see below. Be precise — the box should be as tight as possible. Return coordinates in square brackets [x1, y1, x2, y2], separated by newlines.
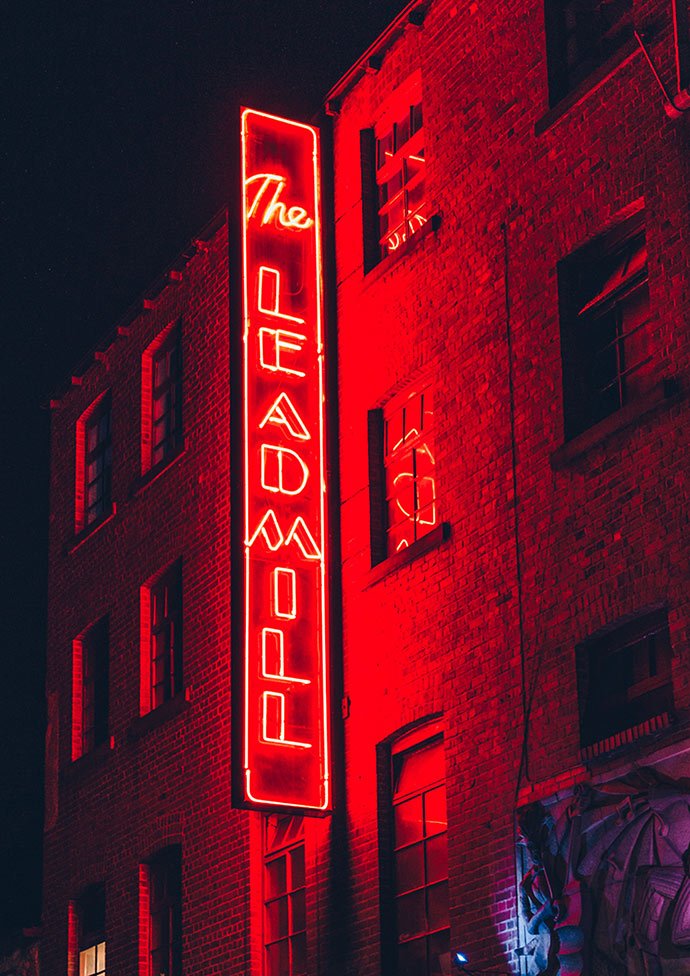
[535, 38, 640, 135]
[364, 213, 441, 284]
[580, 710, 674, 762]
[127, 693, 190, 742]
[66, 506, 117, 555]
[365, 521, 450, 588]
[550, 377, 681, 470]
[130, 441, 186, 498]
[63, 739, 112, 783]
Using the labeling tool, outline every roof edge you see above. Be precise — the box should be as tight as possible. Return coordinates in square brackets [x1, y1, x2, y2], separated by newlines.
[323, 0, 430, 112]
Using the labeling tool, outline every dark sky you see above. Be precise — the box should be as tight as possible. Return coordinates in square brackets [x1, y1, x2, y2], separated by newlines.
[0, 0, 406, 932]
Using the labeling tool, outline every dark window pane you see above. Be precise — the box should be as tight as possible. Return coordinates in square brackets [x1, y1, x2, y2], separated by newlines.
[266, 897, 289, 942]
[395, 796, 424, 848]
[425, 833, 448, 886]
[397, 888, 426, 941]
[429, 929, 451, 976]
[427, 881, 449, 932]
[266, 939, 290, 976]
[398, 936, 427, 976]
[396, 843, 425, 894]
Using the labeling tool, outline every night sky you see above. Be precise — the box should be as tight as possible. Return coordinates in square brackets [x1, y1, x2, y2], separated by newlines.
[1, 0, 406, 933]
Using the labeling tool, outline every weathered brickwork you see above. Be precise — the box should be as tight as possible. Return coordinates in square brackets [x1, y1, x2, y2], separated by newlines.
[329, 0, 690, 973]
[43, 219, 255, 976]
[43, 0, 690, 974]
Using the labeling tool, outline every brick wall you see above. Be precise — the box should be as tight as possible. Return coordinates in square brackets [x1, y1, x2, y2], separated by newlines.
[42, 0, 690, 974]
[330, 0, 690, 972]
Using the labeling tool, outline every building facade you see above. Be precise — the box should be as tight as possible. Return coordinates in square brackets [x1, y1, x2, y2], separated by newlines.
[43, 1, 690, 975]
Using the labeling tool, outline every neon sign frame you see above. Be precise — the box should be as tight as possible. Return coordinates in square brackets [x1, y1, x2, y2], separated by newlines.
[239, 107, 331, 814]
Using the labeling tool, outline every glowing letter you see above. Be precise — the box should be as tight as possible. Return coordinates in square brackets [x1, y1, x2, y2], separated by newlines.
[247, 511, 322, 561]
[272, 568, 297, 619]
[259, 393, 311, 441]
[258, 328, 307, 377]
[262, 627, 310, 682]
[246, 174, 314, 231]
[262, 692, 311, 748]
[261, 444, 309, 496]
[258, 266, 305, 323]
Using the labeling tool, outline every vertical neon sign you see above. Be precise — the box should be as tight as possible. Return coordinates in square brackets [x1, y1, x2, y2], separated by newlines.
[240, 109, 330, 813]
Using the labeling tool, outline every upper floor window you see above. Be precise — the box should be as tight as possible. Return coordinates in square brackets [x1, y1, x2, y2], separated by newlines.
[369, 379, 437, 564]
[263, 816, 306, 976]
[361, 75, 426, 271]
[72, 616, 109, 760]
[577, 608, 673, 751]
[76, 392, 112, 532]
[388, 727, 449, 976]
[140, 561, 183, 714]
[142, 321, 183, 473]
[545, 0, 633, 104]
[143, 847, 182, 976]
[77, 885, 106, 976]
[559, 210, 653, 440]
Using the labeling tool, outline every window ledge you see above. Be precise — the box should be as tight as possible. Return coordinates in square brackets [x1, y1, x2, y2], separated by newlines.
[62, 739, 112, 783]
[66, 506, 117, 555]
[581, 711, 674, 762]
[127, 693, 190, 742]
[535, 38, 640, 135]
[130, 440, 186, 498]
[550, 377, 681, 470]
[364, 213, 441, 284]
[365, 521, 450, 588]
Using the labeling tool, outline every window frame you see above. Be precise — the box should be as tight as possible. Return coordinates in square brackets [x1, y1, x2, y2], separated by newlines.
[544, 0, 634, 105]
[141, 320, 183, 475]
[361, 74, 426, 272]
[75, 391, 113, 534]
[379, 721, 449, 976]
[76, 885, 106, 976]
[140, 560, 183, 715]
[576, 608, 674, 751]
[262, 815, 307, 976]
[72, 616, 109, 761]
[142, 847, 182, 976]
[558, 211, 653, 441]
[369, 377, 438, 567]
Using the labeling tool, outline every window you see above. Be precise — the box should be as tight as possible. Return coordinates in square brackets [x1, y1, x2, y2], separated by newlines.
[140, 561, 183, 714]
[144, 848, 182, 976]
[559, 211, 653, 440]
[263, 816, 306, 976]
[72, 617, 109, 760]
[76, 393, 112, 532]
[577, 609, 673, 750]
[142, 321, 183, 473]
[77, 885, 106, 976]
[361, 75, 426, 270]
[387, 730, 449, 976]
[545, 0, 633, 104]
[369, 380, 437, 564]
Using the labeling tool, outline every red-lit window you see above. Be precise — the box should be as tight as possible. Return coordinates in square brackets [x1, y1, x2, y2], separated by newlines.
[375, 90, 425, 259]
[140, 562, 183, 714]
[75, 392, 112, 533]
[559, 211, 653, 440]
[142, 321, 183, 473]
[263, 816, 306, 976]
[376, 381, 437, 559]
[390, 731, 449, 976]
[77, 885, 106, 976]
[143, 848, 182, 976]
[72, 617, 109, 761]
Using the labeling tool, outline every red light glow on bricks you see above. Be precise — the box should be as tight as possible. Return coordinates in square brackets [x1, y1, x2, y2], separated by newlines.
[240, 108, 330, 813]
